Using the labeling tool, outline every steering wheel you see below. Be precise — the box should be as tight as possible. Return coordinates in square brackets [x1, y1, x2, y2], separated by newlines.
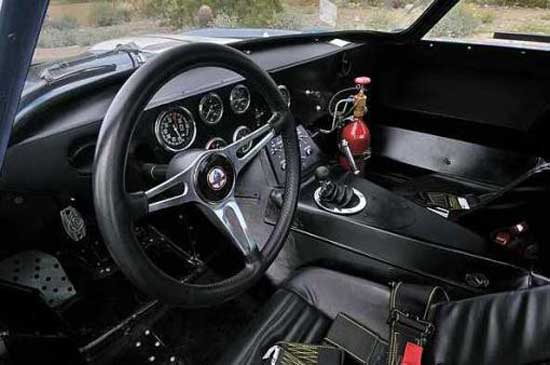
[93, 43, 300, 307]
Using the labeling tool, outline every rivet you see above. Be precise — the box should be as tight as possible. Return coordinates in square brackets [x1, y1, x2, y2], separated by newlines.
[148, 356, 156, 362]
[145, 330, 151, 335]
[136, 341, 142, 348]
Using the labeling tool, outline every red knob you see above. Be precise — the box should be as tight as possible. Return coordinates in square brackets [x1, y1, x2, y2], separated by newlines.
[354, 76, 371, 86]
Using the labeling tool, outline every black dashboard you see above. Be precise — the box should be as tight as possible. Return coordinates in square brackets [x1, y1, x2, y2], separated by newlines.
[0, 40, 369, 200]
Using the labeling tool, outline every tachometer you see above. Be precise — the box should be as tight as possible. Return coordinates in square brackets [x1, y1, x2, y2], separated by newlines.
[233, 126, 253, 156]
[230, 84, 251, 114]
[154, 107, 197, 152]
[199, 92, 224, 125]
[205, 137, 228, 150]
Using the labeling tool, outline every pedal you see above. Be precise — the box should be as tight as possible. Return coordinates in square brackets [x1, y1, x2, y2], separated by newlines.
[0, 250, 76, 308]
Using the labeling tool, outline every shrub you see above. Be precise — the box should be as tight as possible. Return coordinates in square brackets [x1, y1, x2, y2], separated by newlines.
[137, 0, 284, 28]
[479, 10, 496, 24]
[89, 2, 131, 27]
[38, 28, 77, 48]
[44, 15, 80, 30]
[466, 0, 550, 8]
[428, 4, 481, 38]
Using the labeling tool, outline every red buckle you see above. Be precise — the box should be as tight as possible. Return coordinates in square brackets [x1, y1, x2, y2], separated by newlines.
[401, 342, 423, 365]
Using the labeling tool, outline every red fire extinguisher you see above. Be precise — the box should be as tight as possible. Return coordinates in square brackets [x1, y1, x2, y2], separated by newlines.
[339, 76, 372, 175]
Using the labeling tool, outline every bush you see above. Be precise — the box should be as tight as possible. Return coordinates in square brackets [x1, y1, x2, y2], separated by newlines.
[466, 0, 550, 8]
[138, 0, 284, 28]
[38, 25, 132, 48]
[428, 4, 481, 38]
[44, 15, 80, 30]
[89, 2, 131, 27]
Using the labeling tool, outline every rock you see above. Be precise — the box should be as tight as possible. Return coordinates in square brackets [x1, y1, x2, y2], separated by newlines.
[196, 5, 214, 27]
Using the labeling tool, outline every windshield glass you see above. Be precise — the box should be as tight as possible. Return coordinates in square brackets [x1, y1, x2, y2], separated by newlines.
[33, 0, 436, 64]
[426, 1, 550, 49]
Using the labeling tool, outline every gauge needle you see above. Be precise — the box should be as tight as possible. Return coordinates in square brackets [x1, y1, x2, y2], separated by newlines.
[172, 123, 182, 138]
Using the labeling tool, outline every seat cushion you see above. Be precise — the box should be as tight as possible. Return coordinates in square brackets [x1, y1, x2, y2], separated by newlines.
[216, 267, 390, 365]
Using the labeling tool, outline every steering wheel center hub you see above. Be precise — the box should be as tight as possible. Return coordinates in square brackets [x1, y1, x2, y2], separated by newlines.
[207, 167, 228, 191]
[196, 153, 235, 202]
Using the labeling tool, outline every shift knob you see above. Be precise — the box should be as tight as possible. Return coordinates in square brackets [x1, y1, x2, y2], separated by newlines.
[315, 166, 330, 182]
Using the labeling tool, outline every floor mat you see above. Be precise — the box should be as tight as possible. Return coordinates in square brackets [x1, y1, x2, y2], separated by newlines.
[152, 292, 263, 364]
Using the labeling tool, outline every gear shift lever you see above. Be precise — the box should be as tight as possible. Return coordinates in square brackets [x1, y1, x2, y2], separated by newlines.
[313, 166, 366, 215]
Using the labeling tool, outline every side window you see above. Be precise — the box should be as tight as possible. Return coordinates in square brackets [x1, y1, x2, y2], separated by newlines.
[425, 1, 550, 48]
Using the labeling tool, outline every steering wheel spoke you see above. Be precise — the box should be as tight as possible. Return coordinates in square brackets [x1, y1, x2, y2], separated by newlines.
[138, 157, 202, 215]
[222, 113, 278, 175]
[203, 198, 259, 261]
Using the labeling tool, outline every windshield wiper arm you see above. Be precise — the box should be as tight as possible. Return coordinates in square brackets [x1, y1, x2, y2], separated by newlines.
[38, 42, 149, 86]
[40, 64, 117, 85]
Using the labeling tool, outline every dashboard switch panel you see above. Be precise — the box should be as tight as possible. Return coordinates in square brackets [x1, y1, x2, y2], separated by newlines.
[268, 125, 322, 184]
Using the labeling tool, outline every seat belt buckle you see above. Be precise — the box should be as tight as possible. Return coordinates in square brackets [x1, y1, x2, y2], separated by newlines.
[400, 342, 423, 365]
[389, 309, 435, 343]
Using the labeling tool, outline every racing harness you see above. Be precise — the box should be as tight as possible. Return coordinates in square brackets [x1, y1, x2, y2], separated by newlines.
[263, 282, 449, 365]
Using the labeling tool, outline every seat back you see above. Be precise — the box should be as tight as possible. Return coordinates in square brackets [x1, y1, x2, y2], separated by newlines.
[426, 285, 550, 365]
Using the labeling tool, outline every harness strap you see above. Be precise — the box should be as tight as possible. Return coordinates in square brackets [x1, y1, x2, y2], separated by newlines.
[387, 282, 449, 365]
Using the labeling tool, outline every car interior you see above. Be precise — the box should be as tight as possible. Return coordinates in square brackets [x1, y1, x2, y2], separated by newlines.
[1, 1, 550, 364]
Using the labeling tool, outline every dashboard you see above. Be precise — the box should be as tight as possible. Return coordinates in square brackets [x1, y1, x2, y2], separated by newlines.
[1, 41, 367, 198]
[132, 81, 291, 163]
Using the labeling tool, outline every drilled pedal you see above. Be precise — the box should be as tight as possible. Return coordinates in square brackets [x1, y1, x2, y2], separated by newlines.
[0, 250, 76, 308]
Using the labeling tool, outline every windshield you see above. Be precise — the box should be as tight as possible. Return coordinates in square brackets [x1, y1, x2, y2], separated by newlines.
[33, 0, 436, 64]
[426, 1, 550, 49]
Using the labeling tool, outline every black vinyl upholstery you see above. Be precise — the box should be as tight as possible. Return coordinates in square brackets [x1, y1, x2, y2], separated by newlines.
[217, 267, 390, 365]
[426, 285, 550, 365]
[218, 267, 550, 365]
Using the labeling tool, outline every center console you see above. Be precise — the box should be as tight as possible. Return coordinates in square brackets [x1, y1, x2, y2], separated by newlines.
[265, 125, 536, 294]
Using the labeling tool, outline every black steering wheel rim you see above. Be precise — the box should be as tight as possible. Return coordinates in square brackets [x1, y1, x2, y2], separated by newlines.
[93, 43, 300, 307]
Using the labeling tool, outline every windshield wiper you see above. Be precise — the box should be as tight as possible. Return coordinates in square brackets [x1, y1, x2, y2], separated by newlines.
[38, 42, 149, 86]
[40, 64, 117, 85]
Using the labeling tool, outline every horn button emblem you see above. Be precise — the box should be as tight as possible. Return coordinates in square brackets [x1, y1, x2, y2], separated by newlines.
[207, 167, 227, 191]
[196, 154, 235, 202]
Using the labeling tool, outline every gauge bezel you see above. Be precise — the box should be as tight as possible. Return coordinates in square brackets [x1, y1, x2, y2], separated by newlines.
[199, 92, 224, 125]
[229, 84, 251, 115]
[232, 125, 253, 154]
[154, 106, 197, 152]
[278, 85, 291, 107]
[205, 137, 228, 150]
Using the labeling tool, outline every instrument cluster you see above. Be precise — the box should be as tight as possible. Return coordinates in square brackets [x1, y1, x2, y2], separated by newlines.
[151, 83, 291, 154]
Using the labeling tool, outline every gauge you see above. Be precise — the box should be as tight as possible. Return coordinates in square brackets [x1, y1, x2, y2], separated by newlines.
[278, 85, 291, 107]
[199, 92, 224, 125]
[233, 126, 253, 156]
[230, 84, 251, 114]
[205, 137, 228, 150]
[154, 107, 197, 152]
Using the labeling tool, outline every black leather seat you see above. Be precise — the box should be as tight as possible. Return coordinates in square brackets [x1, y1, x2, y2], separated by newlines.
[218, 266, 550, 365]
[217, 267, 391, 365]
